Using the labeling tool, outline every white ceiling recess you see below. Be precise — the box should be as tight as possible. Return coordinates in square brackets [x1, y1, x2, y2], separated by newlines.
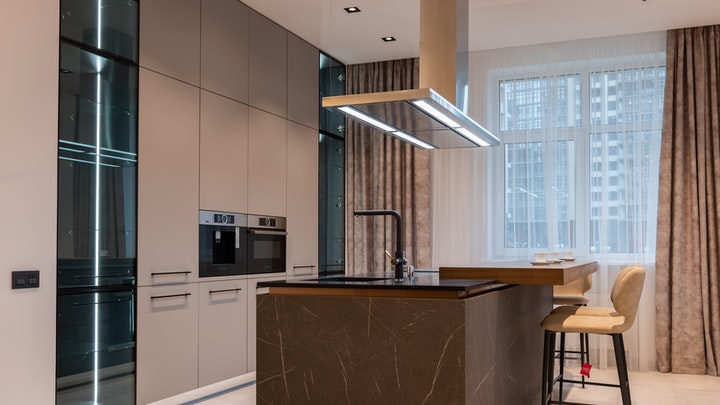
[242, 0, 720, 65]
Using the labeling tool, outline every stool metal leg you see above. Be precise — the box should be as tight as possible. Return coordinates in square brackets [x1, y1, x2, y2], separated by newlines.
[612, 333, 632, 405]
[580, 333, 586, 388]
[558, 332, 566, 401]
[585, 333, 590, 365]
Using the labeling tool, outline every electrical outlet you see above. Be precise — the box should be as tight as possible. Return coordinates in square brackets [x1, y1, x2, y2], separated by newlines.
[12, 270, 40, 289]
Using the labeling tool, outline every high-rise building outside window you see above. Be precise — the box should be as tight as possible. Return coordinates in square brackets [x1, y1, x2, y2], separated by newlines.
[498, 65, 664, 254]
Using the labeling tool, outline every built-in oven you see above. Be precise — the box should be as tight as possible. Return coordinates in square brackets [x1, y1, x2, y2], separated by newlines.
[199, 210, 248, 277]
[246, 214, 286, 275]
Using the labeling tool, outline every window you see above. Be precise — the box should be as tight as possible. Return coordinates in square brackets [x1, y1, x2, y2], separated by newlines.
[498, 65, 664, 254]
[500, 75, 581, 131]
[504, 140, 575, 248]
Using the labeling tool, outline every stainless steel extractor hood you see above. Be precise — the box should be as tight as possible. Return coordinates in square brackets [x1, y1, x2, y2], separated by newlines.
[322, 0, 499, 150]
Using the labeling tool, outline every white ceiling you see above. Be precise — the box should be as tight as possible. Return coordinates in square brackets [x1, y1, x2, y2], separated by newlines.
[242, 0, 720, 65]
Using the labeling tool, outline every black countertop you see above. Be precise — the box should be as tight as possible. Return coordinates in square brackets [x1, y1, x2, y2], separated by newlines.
[258, 271, 503, 298]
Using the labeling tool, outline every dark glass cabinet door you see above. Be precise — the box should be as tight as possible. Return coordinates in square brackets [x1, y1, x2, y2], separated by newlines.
[318, 52, 346, 276]
[56, 290, 136, 405]
[318, 134, 345, 274]
[60, 0, 139, 62]
[57, 42, 138, 285]
[58, 1, 138, 404]
[319, 53, 345, 138]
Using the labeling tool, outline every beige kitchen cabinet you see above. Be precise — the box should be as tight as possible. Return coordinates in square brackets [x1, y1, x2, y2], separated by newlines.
[200, 0, 249, 103]
[248, 9, 287, 117]
[138, 69, 199, 286]
[199, 90, 249, 213]
[247, 274, 287, 372]
[248, 107, 287, 216]
[287, 33, 320, 129]
[286, 121, 318, 277]
[136, 283, 199, 404]
[140, 0, 200, 85]
[198, 278, 248, 386]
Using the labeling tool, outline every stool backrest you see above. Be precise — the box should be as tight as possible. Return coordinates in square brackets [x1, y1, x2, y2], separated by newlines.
[609, 265, 646, 329]
[553, 273, 592, 297]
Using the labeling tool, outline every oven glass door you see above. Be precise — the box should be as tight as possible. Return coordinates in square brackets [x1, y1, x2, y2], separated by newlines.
[199, 225, 247, 277]
[247, 230, 286, 274]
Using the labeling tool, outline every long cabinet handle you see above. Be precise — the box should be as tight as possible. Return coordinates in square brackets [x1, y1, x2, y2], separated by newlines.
[151, 271, 191, 276]
[249, 229, 287, 236]
[293, 265, 315, 269]
[74, 274, 130, 279]
[209, 288, 242, 295]
[150, 292, 191, 300]
[73, 299, 127, 307]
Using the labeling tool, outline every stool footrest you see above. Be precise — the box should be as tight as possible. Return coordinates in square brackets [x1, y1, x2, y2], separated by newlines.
[556, 350, 584, 354]
[558, 378, 620, 389]
[554, 353, 583, 360]
[543, 331, 633, 405]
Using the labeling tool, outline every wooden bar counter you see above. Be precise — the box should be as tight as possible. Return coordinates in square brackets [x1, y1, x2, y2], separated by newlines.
[440, 260, 598, 285]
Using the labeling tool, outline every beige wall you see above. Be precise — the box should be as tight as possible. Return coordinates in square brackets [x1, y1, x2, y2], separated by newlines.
[0, 1, 59, 403]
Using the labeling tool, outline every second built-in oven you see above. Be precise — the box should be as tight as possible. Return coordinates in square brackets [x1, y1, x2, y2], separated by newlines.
[246, 214, 286, 275]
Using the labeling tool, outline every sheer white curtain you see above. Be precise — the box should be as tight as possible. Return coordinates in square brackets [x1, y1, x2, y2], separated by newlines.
[432, 31, 666, 372]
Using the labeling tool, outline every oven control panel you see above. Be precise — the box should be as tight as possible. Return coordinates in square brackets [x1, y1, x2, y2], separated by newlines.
[247, 214, 286, 230]
[199, 210, 248, 227]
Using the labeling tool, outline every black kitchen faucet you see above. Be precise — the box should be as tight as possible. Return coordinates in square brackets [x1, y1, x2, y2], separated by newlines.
[353, 209, 407, 281]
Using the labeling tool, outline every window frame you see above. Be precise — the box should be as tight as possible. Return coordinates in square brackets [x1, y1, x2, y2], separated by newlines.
[486, 59, 664, 260]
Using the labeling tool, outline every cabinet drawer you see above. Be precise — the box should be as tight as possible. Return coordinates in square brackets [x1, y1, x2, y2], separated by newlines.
[136, 284, 199, 404]
[198, 279, 249, 386]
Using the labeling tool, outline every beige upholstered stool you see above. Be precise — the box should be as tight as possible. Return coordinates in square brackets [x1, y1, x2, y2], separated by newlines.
[553, 274, 592, 306]
[552, 274, 593, 385]
[541, 265, 645, 405]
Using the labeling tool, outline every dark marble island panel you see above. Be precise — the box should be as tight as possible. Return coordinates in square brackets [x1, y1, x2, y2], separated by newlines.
[255, 273, 551, 405]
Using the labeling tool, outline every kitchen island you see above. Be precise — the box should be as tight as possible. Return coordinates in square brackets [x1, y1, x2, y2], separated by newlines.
[255, 272, 551, 404]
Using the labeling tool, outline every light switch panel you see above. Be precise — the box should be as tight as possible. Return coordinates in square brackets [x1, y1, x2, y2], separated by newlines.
[12, 270, 40, 289]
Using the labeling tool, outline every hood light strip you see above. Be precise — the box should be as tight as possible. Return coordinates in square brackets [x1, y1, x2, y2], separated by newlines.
[412, 100, 489, 147]
[339, 106, 436, 150]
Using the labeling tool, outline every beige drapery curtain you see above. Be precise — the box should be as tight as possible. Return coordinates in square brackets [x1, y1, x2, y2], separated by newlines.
[345, 58, 432, 274]
[656, 25, 720, 376]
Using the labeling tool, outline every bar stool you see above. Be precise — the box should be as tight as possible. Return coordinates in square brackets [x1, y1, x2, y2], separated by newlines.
[541, 265, 645, 405]
[553, 273, 593, 385]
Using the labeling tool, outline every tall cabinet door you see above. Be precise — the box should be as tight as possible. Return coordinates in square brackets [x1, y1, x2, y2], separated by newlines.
[138, 68, 199, 286]
[199, 90, 249, 213]
[136, 283, 199, 404]
[198, 279, 248, 386]
[248, 9, 287, 117]
[286, 122, 319, 277]
[287, 33, 319, 129]
[140, 0, 200, 85]
[248, 107, 286, 216]
[200, 0, 249, 103]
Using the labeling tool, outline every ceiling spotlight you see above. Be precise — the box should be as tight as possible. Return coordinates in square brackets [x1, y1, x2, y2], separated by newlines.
[343, 6, 361, 13]
[381, 36, 396, 42]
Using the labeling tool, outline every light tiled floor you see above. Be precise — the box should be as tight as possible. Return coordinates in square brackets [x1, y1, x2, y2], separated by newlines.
[186, 368, 720, 405]
[535, 368, 720, 404]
